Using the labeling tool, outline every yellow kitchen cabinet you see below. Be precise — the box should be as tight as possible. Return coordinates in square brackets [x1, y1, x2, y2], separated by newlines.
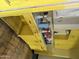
[53, 30, 79, 58]
[35, 30, 79, 57]
[2, 16, 23, 34]
[9, 0, 65, 9]
[55, 30, 79, 50]
[0, 0, 65, 17]
[18, 14, 47, 51]
[18, 12, 54, 52]
[0, 0, 79, 58]
[0, 0, 79, 17]
[18, 22, 47, 51]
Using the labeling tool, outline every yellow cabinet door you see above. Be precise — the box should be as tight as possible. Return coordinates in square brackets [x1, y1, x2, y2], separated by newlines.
[8, 0, 65, 13]
[1, 14, 47, 51]
[18, 22, 47, 51]
[18, 13, 47, 51]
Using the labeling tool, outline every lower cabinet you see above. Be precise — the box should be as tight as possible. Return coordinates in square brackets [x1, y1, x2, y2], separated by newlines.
[18, 22, 47, 51]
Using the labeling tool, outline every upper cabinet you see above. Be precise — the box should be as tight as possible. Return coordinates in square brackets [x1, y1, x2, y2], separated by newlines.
[10, 0, 64, 8]
[0, 0, 79, 17]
